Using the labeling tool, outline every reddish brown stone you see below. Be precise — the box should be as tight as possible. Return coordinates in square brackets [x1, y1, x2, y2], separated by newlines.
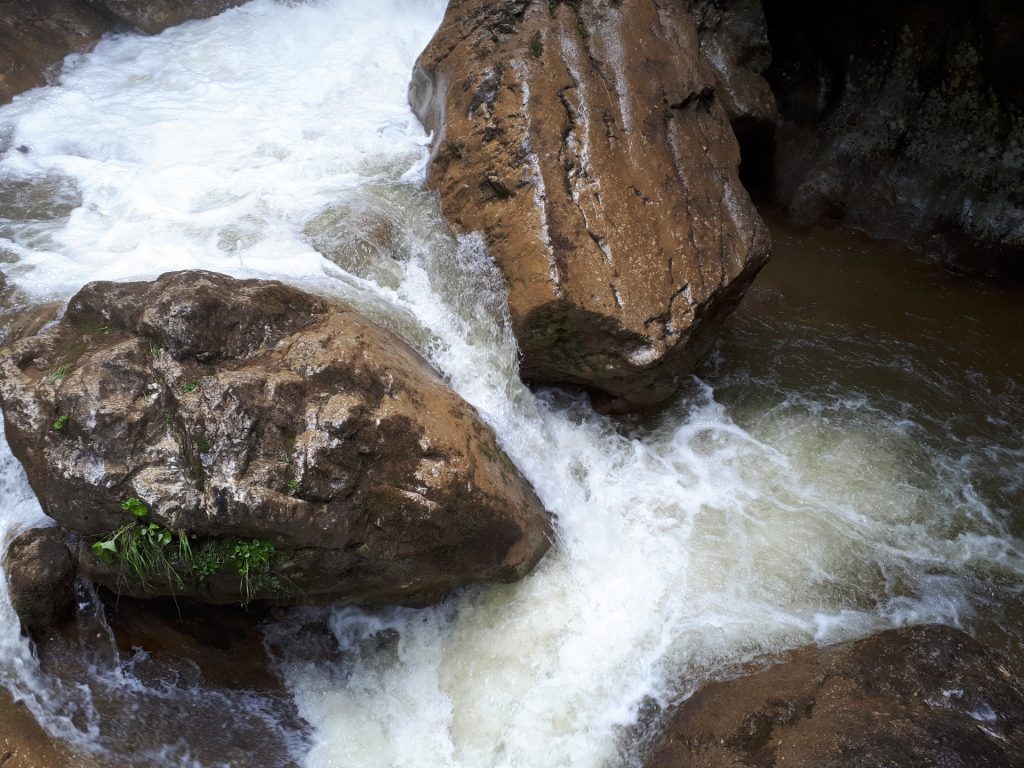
[411, 0, 770, 411]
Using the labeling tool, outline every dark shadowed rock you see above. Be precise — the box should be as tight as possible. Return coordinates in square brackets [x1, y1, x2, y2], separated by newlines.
[3, 528, 76, 630]
[763, 0, 1024, 277]
[0, 270, 551, 605]
[411, 0, 770, 412]
[692, 0, 778, 197]
[693, 0, 776, 130]
[644, 625, 1024, 768]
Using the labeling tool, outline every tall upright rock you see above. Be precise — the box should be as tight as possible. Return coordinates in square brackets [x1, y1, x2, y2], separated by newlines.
[411, 0, 770, 412]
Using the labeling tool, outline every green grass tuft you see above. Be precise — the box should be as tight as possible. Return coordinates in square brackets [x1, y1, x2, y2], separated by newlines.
[47, 364, 72, 385]
[91, 499, 283, 605]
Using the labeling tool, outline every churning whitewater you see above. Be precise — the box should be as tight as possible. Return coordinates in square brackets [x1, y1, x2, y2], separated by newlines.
[0, 1, 1021, 767]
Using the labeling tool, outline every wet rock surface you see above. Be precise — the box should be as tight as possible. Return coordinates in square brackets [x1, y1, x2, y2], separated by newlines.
[0, 689, 78, 768]
[0, 588, 307, 768]
[693, 0, 777, 196]
[411, 0, 770, 412]
[3, 527, 76, 630]
[762, 0, 1024, 277]
[95, 0, 245, 36]
[0, 0, 246, 104]
[644, 624, 1024, 768]
[0, 270, 551, 605]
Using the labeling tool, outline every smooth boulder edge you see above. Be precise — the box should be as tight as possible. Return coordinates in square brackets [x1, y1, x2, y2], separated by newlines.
[0, 271, 552, 606]
[2, 528, 76, 630]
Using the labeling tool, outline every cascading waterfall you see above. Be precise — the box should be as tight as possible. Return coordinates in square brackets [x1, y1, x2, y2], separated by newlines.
[0, 1, 1021, 767]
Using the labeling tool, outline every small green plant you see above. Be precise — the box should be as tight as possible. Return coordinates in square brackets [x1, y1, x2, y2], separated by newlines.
[91, 498, 185, 591]
[51, 414, 69, 431]
[91, 498, 282, 605]
[149, 342, 162, 359]
[82, 322, 111, 339]
[121, 497, 148, 517]
[181, 380, 198, 394]
[192, 539, 231, 581]
[47, 364, 72, 385]
[287, 478, 300, 492]
[529, 31, 544, 58]
[230, 539, 278, 605]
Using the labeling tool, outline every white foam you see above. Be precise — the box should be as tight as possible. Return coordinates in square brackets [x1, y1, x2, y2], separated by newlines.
[0, 0, 447, 301]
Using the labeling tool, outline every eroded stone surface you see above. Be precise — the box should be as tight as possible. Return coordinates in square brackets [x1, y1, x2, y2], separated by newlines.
[0, 271, 551, 604]
[411, 0, 770, 411]
[645, 625, 1024, 768]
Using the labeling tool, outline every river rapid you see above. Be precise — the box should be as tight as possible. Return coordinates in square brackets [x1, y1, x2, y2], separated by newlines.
[0, 1, 1021, 766]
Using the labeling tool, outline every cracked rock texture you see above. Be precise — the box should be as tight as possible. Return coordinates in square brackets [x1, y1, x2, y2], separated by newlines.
[645, 624, 1024, 768]
[0, 271, 551, 605]
[411, 0, 770, 412]
[0, 0, 246, 104]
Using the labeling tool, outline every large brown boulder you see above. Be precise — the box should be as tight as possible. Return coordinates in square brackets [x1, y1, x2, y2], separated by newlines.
[0, 0, 246, 105]
[0, 271, 551, 605]
[96, 0, 245, 36]
[645, 625, 1024, 768]
[411, 0, 770, 412]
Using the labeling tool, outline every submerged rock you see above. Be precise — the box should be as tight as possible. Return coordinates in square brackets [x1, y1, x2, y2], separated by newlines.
[0, 689, 78, 768]
[411, 0, 770, 412]
[0, 270, 551, 605]
[3, 527, 76, 630]
[28, 590, 307, 766]
[0, 0, 246, 105]
[645, 624, 1024, 768]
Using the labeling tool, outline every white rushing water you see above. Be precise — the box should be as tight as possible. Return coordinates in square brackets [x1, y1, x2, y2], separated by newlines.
[1, 1, 1022, 767]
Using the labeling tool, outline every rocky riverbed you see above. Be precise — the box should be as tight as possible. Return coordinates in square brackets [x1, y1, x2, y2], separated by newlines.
[0, 1, 1021, 767]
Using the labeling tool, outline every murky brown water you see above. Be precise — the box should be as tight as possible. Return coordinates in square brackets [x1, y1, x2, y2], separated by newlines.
[701, 210, 1024, 671]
